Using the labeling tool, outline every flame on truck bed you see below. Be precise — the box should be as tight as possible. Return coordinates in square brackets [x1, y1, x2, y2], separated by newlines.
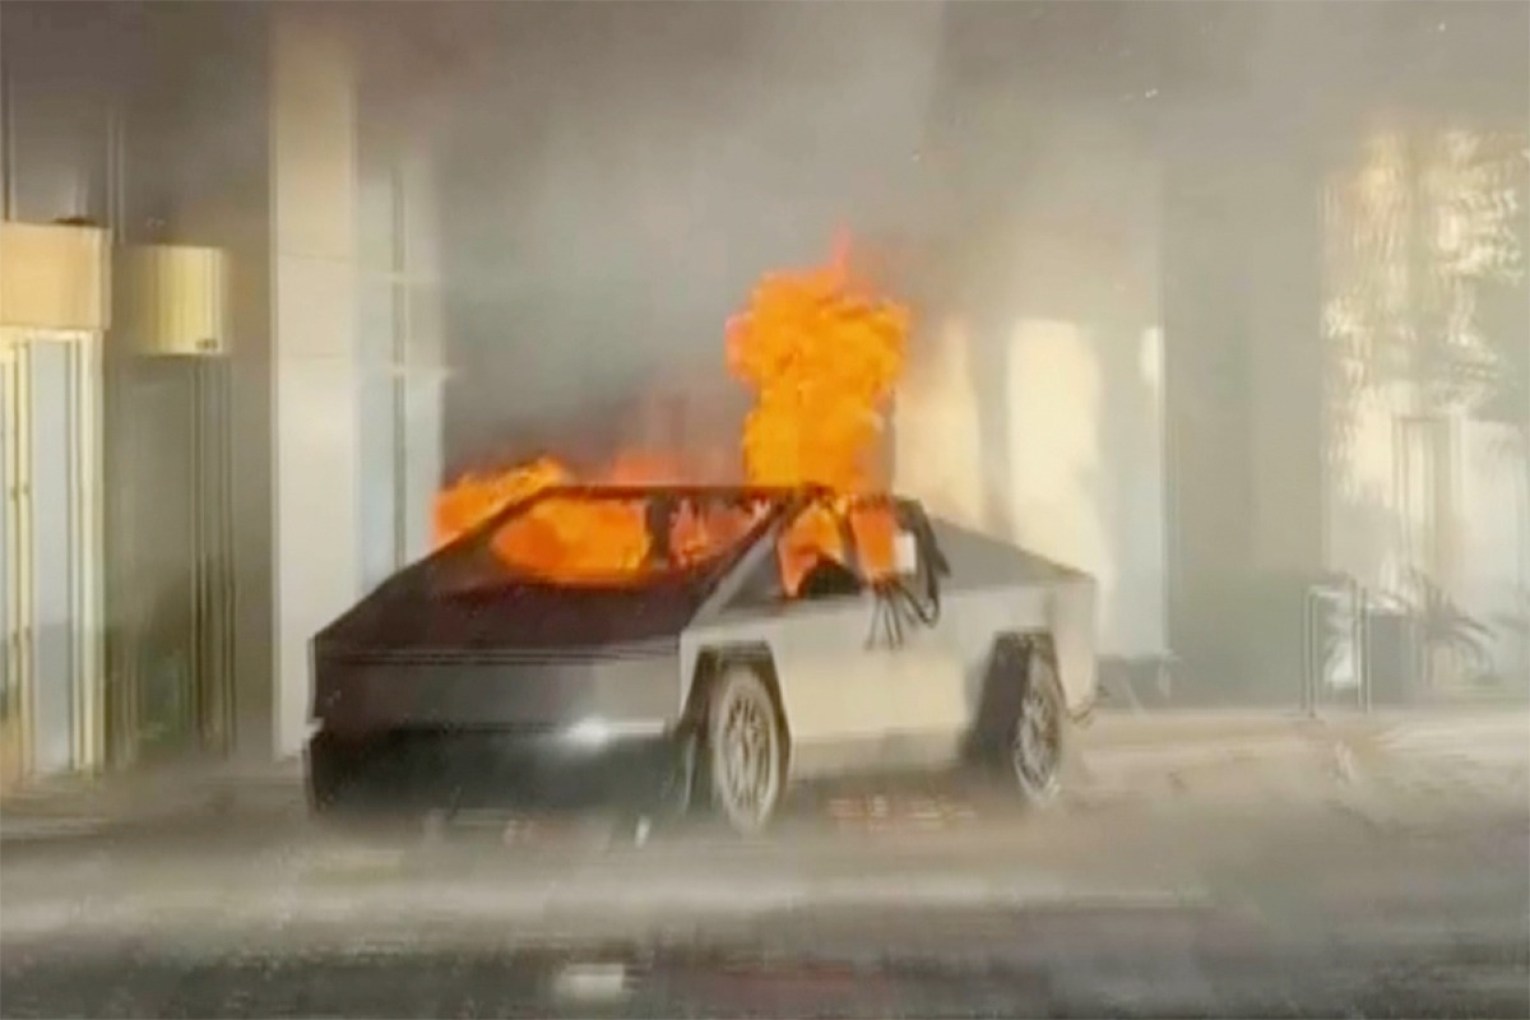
[432, 235, 910, 597]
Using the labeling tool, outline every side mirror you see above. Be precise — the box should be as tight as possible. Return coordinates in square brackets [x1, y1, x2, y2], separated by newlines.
[893, 530, 921, 577]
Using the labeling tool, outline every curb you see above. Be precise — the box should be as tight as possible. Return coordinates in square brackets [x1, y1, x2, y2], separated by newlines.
[2, 713, 1522, 841]
[1, 778, 304, 845]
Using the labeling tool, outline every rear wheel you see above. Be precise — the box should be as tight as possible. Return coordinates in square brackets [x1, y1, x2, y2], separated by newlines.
[1010, 644, 1066, 806]
[707, 666, 784, 833]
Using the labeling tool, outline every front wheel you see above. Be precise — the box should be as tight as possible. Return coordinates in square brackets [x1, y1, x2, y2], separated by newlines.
[707, 666, 784, 833]
[307, 729, 363, 816]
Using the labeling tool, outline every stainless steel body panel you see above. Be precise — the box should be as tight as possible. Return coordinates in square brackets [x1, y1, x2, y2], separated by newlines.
[678, 517, 1099, 782]
[310, 489, 1099, 799]
[929, 520, 1098, 715]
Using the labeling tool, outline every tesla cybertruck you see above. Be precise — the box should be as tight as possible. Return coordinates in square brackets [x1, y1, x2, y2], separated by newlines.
[308, 486, 1097, 831]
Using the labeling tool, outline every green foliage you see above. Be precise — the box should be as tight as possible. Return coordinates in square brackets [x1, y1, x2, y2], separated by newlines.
[1324, 130, 1528, 454]
[1395, 567, 1496, 679]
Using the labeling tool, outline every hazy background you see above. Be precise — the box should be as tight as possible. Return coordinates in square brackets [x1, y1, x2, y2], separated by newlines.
[2, 1, 1525, 767]
[430, 3, 944, 473]
[417, 2, 1526, 696]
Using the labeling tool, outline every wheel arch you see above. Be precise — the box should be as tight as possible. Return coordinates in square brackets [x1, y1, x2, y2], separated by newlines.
[684, 644, 791, 764]
[993, 630, 1062, 687]
[966, 629, 1060, 758]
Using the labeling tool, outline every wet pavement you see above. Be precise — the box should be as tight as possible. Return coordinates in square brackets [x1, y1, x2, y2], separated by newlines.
[2, 710, 1527, 1017]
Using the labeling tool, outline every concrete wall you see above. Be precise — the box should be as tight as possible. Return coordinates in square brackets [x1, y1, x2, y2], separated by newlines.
[355, 100, 445, 591]
[0, 3, 116, 223]
[269, 7, 447, 755]
[5, 3, 447, 765]
[268, 8, 362, 757]
[119, 3, 275, 761]
[893, 104, 1166, 659]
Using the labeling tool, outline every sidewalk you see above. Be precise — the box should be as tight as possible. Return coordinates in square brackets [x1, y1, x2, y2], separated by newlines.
[0, 756, 304, 842]
[1073, 705, 1529, 806]
[2, 707, 1524, 843]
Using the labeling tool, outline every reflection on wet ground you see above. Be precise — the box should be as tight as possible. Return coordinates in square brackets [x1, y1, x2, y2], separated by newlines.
[3, 714, 1527, 1017]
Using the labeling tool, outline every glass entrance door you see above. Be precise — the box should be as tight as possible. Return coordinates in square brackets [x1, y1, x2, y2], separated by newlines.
[0, 329, 103, 785]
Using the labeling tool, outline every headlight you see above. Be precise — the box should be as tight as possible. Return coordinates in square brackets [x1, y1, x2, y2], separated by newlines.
[566, 719, 612, 747]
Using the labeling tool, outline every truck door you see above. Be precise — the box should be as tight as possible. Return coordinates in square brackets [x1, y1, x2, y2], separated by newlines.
[855, 506, 968, 766]
[759, 500, 966, 774]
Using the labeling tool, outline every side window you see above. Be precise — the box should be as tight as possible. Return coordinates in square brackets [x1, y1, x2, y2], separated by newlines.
[725, 498, 918, 608]
[792, 552, 864, 600]
[777, 499, 904, 601]
[778, 502, 859, 600]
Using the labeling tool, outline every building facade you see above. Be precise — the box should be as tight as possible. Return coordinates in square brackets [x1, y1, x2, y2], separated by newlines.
[1, 3, 444, 785]
[2, 2, 1524, 787]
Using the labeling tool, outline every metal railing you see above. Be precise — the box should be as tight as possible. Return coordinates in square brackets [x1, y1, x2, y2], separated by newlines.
[1302, 574, 1373, 715]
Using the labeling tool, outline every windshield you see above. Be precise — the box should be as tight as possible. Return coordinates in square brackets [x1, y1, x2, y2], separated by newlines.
[485, 491, 770, 586]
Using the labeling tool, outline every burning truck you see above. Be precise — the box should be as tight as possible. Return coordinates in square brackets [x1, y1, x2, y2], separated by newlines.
[307, 241, 1098, 831]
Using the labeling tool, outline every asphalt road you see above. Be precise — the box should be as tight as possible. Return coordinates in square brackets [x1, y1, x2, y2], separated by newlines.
[2, 721, 1527, 1017]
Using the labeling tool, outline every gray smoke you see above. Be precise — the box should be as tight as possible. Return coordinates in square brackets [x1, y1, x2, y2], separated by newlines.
[431, 3, 946, 472]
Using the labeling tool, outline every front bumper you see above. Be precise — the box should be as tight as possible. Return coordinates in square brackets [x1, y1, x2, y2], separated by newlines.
[312, 642, 684, 731]
[307, 725, 683, 813]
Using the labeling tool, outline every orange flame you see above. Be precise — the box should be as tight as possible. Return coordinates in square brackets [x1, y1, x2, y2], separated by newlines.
[431, 455, 571, 550]
[670, 499, 764, 566]
[727, 237, 908, 491]
[433, 235, 911, 592]
[728, 237, 909, 590]
[491, 495, 651, 582]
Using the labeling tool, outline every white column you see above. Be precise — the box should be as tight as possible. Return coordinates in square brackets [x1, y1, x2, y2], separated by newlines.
[894, 107, 1166, 660]
[269, 9, 360, 757]
[399, 152, 444, 562]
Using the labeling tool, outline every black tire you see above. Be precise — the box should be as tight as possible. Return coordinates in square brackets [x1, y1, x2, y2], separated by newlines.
[306, 730, 357, 815]
[656, 732, 698, 819]
[1010, 643, 1067, 806]
[706, 665, 785, 833]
